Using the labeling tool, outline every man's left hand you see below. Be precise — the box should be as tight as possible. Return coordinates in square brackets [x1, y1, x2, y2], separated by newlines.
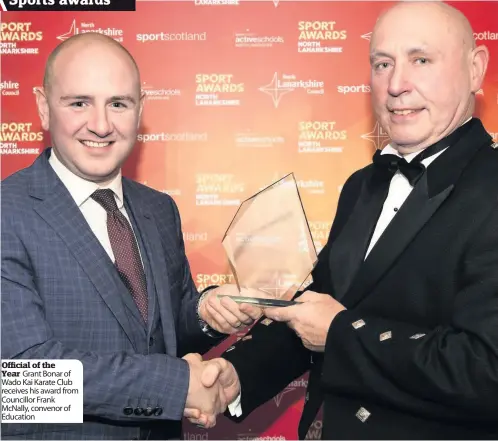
[263, 291, 346, 352]
[199, 284, 264, 334]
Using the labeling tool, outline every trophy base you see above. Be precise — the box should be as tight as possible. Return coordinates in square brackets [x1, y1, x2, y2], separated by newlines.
[217, 295, 298, 307]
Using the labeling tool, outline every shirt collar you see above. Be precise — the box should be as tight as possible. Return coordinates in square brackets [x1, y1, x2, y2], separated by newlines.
[48, 149, 124, 209]
[380, 116, 473, 163]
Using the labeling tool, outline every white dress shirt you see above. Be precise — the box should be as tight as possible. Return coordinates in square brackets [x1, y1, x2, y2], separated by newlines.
[49, 151, 142, 266]
[364, 144, 446, 258]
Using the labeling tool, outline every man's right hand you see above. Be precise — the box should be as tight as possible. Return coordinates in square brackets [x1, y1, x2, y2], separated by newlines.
[183, 355, 241, 427]
[183, 353, 229, 428]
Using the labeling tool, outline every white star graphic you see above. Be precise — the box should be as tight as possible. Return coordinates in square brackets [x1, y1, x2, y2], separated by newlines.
[361, 32, 372, 41]
[273, 386, 294, 407]
[259, 72, 294, 108]
[57, 20, 78, 41]
[273, 0, 279, 6]
[361, 121, 390, 150]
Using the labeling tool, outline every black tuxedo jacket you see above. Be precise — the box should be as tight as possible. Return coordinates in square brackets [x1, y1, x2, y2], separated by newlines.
[223, 119, 498, 439]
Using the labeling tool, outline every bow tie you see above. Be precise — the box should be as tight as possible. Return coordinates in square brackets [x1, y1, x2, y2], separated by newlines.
[372, 118, 475, 187]
[373, 152, 426, 186]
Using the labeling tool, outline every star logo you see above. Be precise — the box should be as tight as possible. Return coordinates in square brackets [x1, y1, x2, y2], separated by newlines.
[361, 32, 372, 41]
[259, 72, 294, 108]
[361, 121, 390, 150]
[57, 20, 78, 41]
[273, 0, 279, 6]
[273, 385, 295, 407]
[476, 88, 484, 95]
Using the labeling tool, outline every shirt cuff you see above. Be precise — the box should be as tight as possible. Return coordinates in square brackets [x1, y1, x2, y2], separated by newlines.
[227, 392, 242, 417]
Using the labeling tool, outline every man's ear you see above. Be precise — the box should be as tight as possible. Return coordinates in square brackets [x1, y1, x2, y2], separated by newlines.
[34, 87, 50, 131]
[469, 45, 489, 93]
[137, 89, 146, 129]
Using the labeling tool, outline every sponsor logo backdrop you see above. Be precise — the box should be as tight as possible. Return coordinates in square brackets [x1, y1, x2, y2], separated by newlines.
[1, 1, 497, 438]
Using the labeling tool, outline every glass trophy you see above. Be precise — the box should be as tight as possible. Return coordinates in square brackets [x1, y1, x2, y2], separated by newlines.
[218, 173, 318, 307]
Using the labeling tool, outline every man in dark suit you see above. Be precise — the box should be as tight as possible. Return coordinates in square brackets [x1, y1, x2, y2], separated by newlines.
[1, 33, 262, 439]
[186, 2, 498, 439]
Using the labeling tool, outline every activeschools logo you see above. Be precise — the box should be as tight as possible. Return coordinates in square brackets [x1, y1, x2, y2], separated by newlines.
[235, 131, 285, 149]
[234, 31, 284, 48]
[142, 82, 181, 101]
[57, 19, 124, 42]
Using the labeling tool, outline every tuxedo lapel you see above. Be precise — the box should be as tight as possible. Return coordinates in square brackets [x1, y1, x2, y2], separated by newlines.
[29, 152, 140, 350]
[328, 172, 390, 301]
[343, 174, 453, 307]
[339, 118, 493, 308]
[123, 180, 178, 356]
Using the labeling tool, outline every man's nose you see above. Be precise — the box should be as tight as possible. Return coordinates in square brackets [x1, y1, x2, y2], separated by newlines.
[387, 63, 412, 97]
[86, 106, 112, 138]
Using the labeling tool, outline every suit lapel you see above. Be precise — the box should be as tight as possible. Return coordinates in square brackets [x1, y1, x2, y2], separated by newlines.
[123, 180, 177, 356]
[328, 174, 389, 300]
[343, 174, 453, 307]
[339, 118, 493, 307]
[29, 151, 140, 350]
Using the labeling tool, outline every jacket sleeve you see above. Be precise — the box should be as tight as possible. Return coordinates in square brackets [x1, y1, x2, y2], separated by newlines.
[165, 196, 226, 357]
[1, 215, 191, 422]
[322, 201, 498, 424]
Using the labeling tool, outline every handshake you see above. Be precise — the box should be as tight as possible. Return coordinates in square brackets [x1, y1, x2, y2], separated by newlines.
[182, 353, 240, 428]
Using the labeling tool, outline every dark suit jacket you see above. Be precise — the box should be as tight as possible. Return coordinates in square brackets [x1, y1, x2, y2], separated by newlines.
[223, 118, 498, 439]
[1, 148, 219, 440]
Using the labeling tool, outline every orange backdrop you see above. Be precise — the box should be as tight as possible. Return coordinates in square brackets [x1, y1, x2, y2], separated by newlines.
[1, 1, 497, 439]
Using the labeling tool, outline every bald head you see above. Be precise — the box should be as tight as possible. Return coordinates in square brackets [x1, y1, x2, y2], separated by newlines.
[372, 2, 476, 54]
[43, 33, 141, 95]
[368, 1, 488, 154]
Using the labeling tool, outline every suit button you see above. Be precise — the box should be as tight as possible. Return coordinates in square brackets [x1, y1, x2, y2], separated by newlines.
[134, 407, 144, 416]
[144, 407, 154, 416]
[153, 407, 163, 416]
[123, 406, 133, 415]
